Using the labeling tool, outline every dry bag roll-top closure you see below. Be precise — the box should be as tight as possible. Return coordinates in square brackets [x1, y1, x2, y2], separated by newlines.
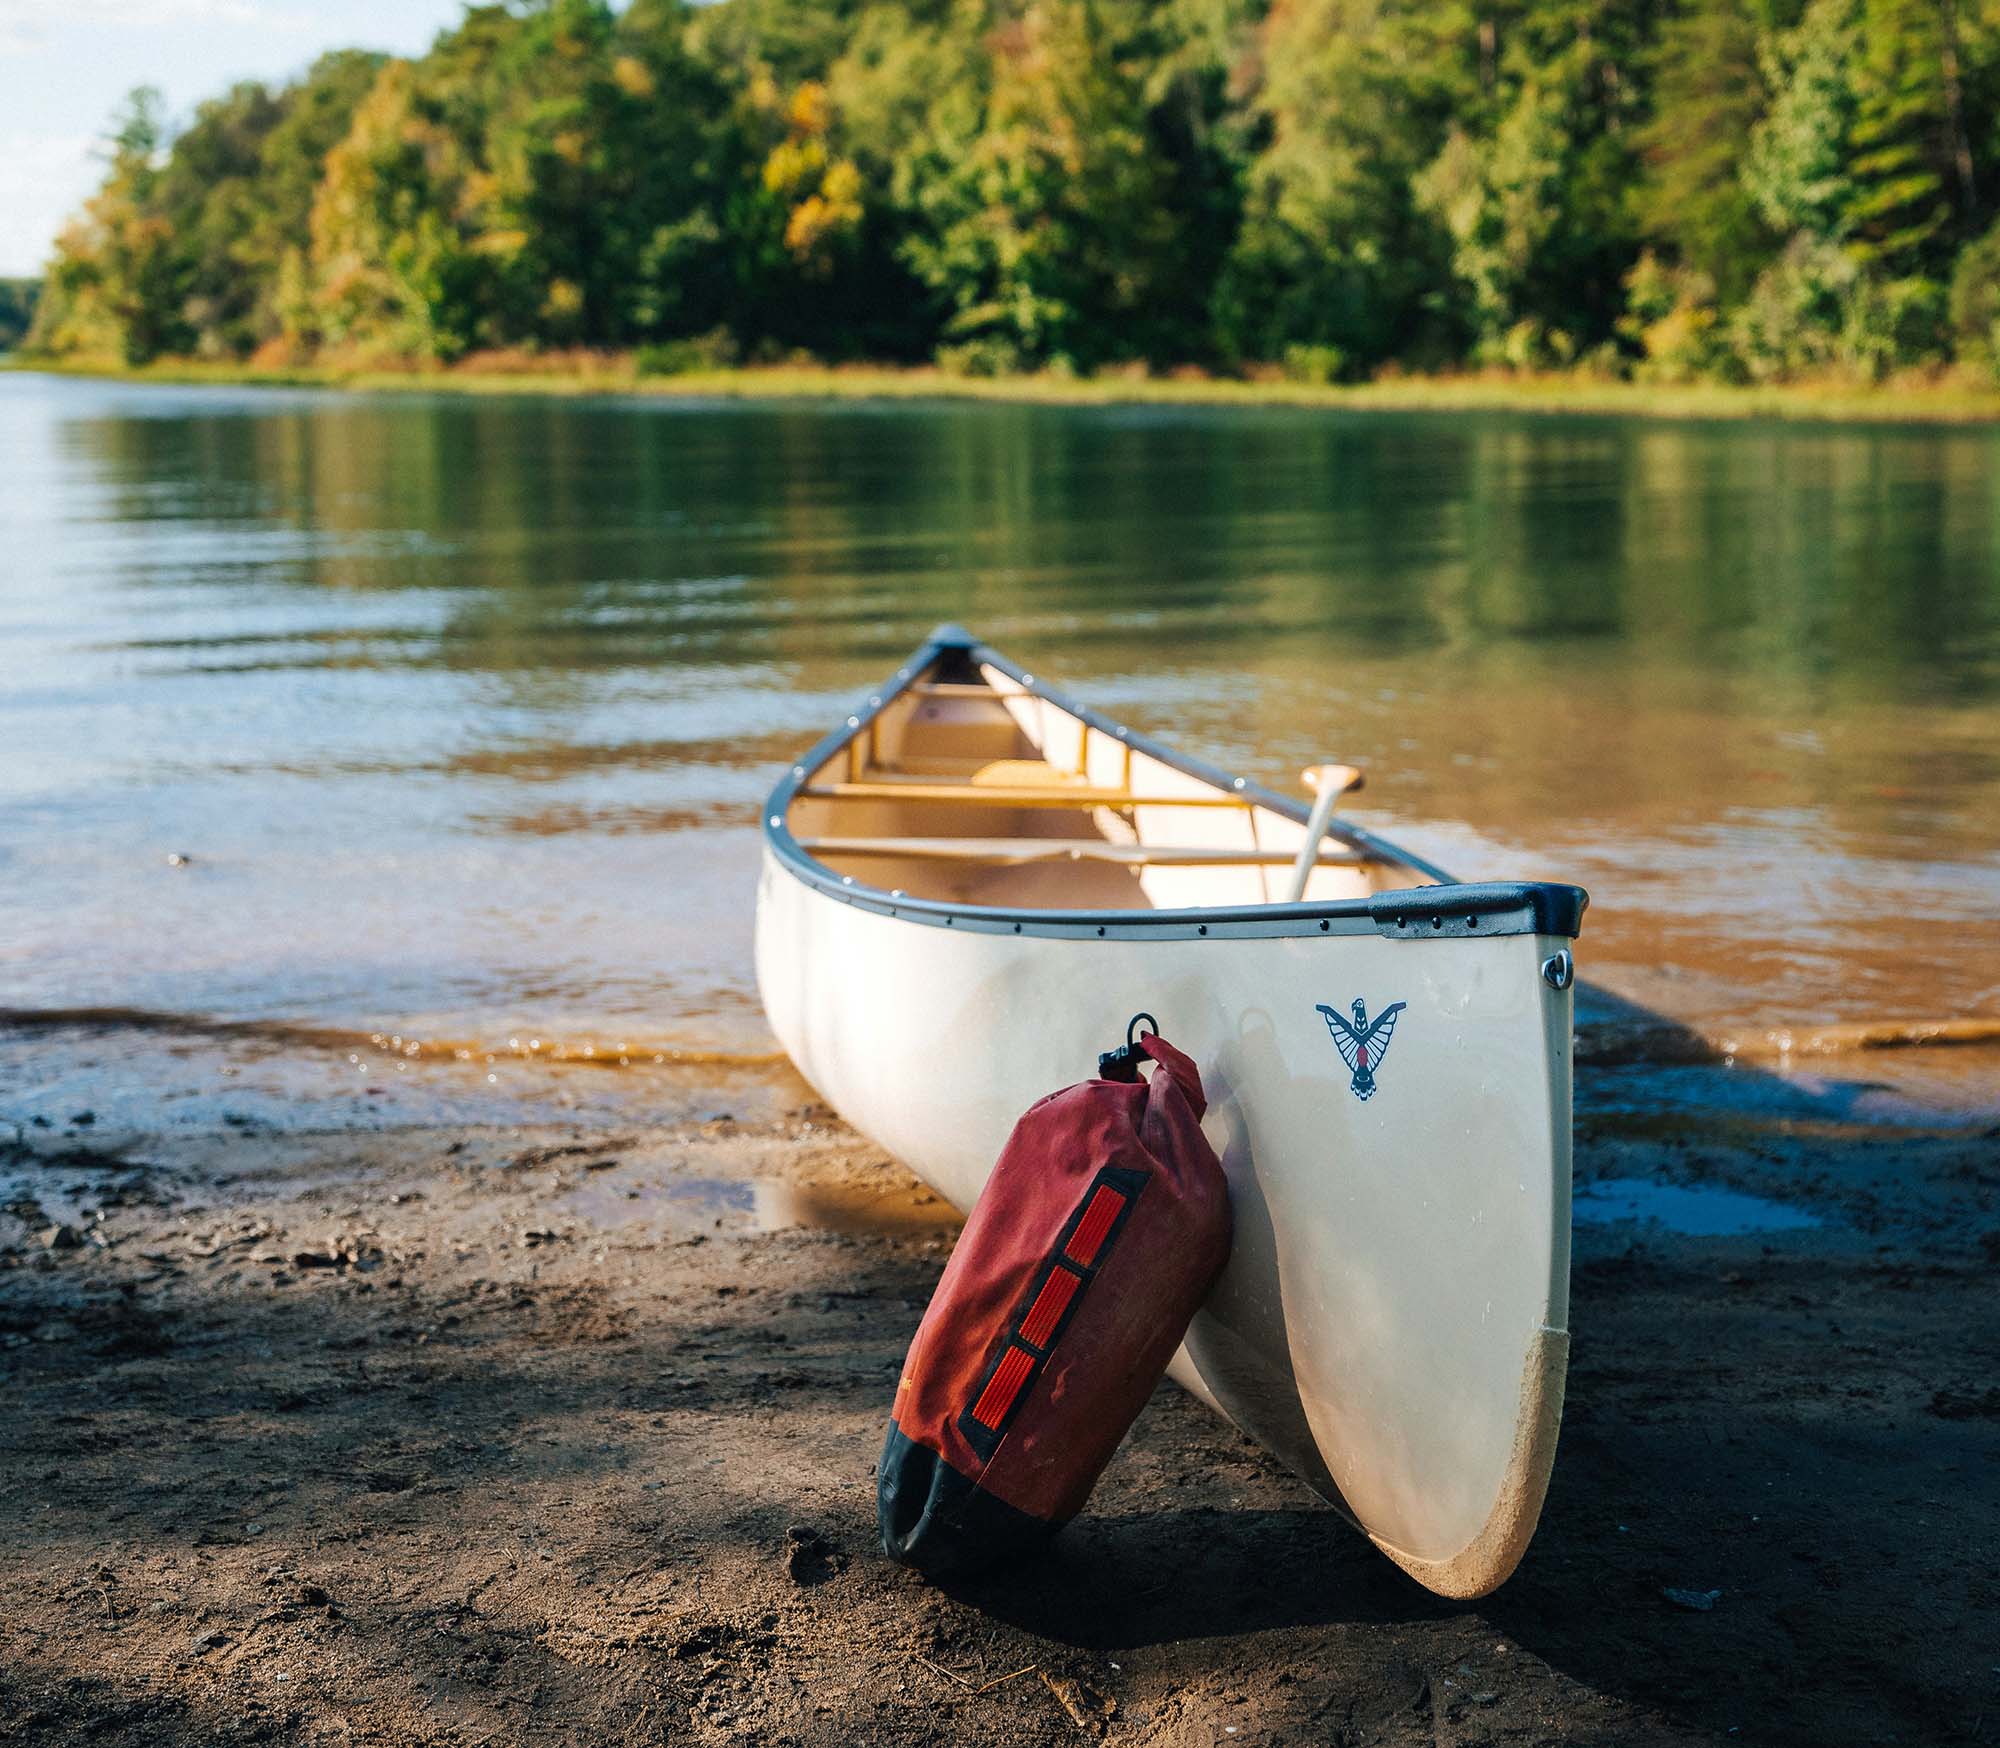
[878, 1019, 1232, 1576]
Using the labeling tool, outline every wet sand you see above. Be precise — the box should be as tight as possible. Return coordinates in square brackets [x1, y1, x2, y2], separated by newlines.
[3, 1055, 1996, 1747]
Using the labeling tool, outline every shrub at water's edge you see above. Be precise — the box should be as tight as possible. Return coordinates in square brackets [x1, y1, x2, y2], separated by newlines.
[24, 348, 2000, 425]
[25, 0, 2000, 395]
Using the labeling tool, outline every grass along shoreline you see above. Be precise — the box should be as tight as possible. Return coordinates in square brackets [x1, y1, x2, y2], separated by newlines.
[16, 350, 2000, 424]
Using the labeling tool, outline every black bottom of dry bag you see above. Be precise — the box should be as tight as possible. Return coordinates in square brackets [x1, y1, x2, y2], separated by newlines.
[877, 1423, 1058, 1577]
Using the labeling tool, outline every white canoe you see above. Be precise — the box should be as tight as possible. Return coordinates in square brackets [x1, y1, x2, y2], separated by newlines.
[755, 626, 1586, 1598]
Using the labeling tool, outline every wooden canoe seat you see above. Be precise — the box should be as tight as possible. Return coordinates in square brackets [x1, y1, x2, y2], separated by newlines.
[964, 759, 1085, 787]
[808, 749, 1253, 809]
[912, 681, 1008, 701]
[797, 835, 1367, 868]
[799, 780, 1247, 809]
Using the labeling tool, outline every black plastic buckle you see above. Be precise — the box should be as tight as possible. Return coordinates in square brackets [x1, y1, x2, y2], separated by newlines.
[1097, 1012, 1160, 1082]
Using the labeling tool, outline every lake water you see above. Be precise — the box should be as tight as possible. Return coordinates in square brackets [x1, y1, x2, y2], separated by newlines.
[3, 371, 1997, 1127]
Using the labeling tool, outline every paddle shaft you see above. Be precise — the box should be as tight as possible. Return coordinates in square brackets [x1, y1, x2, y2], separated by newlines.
[1286, 764, 1364, 902]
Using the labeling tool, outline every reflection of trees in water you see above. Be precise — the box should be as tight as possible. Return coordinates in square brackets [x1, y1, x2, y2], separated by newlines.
[72, 396, 2000, 683]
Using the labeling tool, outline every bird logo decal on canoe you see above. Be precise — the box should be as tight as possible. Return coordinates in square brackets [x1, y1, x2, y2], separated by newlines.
[1316, 998, 1408, 1101]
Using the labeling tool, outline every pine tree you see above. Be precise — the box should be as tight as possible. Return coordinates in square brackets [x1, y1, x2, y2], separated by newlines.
[1843, 0, 1979, 274]
[29, 88, 181, 363]
[1634, 0, 1782, 302]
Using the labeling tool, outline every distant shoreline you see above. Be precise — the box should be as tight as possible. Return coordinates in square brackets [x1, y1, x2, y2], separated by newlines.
[15, 351, 2000, 425]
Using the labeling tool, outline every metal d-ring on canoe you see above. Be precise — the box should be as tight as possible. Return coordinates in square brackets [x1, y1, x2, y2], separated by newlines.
[753, 624, 1588, 1600]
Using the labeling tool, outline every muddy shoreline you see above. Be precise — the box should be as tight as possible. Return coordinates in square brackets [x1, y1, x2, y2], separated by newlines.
[2, 1069, 1997, 1746]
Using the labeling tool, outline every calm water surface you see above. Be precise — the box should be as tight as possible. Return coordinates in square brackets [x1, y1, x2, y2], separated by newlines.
[3, 372, 1996, 1121]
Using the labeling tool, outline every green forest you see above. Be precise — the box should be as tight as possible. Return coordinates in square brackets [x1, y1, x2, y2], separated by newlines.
[26, 0, 2000, 386]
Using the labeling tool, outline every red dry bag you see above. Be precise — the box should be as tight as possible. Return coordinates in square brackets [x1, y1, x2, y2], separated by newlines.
[878, 1021, 1232, 1576]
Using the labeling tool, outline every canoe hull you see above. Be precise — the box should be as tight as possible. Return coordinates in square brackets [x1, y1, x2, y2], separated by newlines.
[756, 846, 1573, 1599]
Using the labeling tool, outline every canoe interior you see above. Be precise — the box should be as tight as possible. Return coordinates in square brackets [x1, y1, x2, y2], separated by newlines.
[784, 650, 1440, 911]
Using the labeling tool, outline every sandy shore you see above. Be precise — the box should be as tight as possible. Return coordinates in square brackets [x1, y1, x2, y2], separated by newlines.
[2, 1072, 1996, 1746]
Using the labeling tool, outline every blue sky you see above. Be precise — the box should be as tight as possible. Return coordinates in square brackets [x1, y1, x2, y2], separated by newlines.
[0, 0, 473, 275]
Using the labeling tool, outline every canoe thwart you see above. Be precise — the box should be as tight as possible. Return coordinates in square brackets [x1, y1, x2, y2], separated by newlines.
[797, 835, 1369, 868]
[799, 780, 1250, 810]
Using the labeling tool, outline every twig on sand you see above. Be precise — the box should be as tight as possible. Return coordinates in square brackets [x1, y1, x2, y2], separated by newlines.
[911, 1654, 1038, 1696]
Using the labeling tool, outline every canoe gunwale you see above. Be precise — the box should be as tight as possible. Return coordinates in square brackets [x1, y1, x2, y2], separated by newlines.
[761, 624, 1587, 944]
